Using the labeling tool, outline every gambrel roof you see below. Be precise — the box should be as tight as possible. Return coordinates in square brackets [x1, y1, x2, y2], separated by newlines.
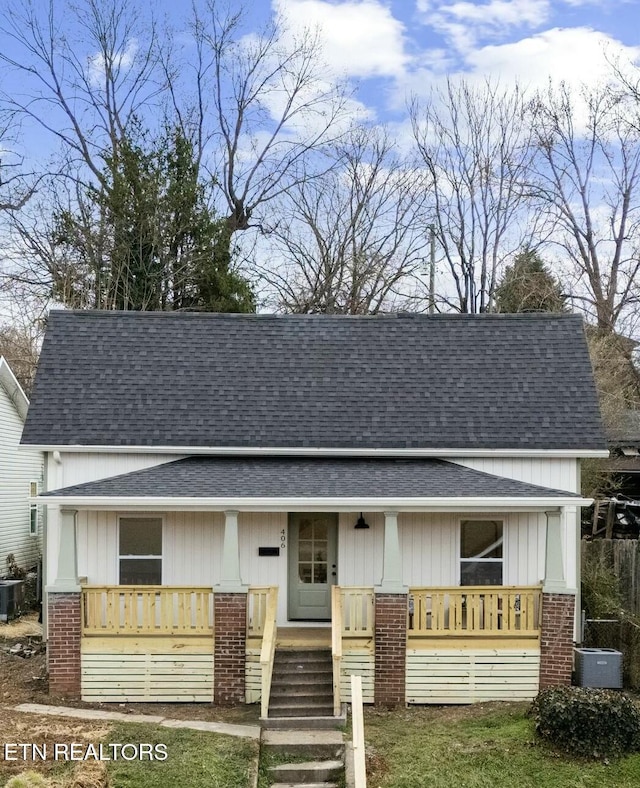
[22, 310, 606, 452]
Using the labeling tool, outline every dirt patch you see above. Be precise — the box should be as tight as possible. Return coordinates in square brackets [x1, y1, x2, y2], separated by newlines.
[0, 617, 259, 724]
[0, 615, 42, 642]
[0, 708, 112, 784]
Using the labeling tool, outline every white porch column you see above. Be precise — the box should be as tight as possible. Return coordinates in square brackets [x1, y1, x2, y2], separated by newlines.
[46, 508, 80, 593]
[375, 511, 408, 594]
[544, 508, 572, 594]
[217, 509, 247, 593]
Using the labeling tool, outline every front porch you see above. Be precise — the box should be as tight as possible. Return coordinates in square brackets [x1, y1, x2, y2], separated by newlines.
[76, 582, 544, 709]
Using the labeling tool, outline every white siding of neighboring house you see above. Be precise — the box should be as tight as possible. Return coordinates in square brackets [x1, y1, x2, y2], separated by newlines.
[0, 386, 42, 571]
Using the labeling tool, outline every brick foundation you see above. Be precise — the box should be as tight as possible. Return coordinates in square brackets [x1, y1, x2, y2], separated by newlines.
[47, 592, 82, 697]
[374, 593, 407, 707]
[539, 592, 575, 689]
[213, 593, 247, 705]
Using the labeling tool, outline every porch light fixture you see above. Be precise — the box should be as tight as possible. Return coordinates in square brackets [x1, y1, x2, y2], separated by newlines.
[354, 512, 370, 530]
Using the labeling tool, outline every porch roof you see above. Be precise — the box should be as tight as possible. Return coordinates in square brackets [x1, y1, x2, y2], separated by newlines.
[40, 456, 588, 510]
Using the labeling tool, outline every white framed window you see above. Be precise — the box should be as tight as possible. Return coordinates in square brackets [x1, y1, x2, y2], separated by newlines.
[29, 481, 39, 537]
[460, 519, 503, 586]
[118, 516, 163, 585]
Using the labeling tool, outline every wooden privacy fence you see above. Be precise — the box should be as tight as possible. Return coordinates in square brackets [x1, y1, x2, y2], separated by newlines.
[82, 586, 214, 636]
[582, 539, 640, 615]
[408, 586, 542, 637]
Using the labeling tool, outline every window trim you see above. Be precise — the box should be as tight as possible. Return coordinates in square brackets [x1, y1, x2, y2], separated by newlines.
[117, 514, 164, 585]
[29, 481, 39, 537]
[459, 517, 505, 586]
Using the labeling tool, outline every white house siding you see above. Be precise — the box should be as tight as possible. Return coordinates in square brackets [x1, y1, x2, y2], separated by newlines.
[400, 512, 546, 588]
[454, 457, 581, 593]
[76, 510, 223, 587]
[50, 452, 186, 489]
[0, 388, 42, 571]
[452, 457, 579, 492]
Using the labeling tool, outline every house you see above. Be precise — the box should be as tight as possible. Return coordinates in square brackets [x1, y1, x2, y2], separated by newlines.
[21, 311, 607, 710]
[0, 356, 42, 575]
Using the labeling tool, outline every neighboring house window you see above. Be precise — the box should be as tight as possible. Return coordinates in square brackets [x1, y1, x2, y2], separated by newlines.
[119, 517, 162, 585]
[29, 481, 39, 537]
[460, 520, 503, 586]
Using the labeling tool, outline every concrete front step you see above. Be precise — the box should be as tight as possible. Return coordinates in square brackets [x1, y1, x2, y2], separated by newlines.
[270, 783, 339, 788]
[260, 711, 346, 730]
[270, 687, 333, 701]
[272, 673, 333, 687]
[269, 705, 335, 718]
[262, 730, 344, 760]
[269, 759, 343, 784]
[270, 783, 338, 788]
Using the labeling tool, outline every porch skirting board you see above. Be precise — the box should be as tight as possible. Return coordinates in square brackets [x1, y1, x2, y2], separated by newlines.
[340, 651, 375, 704]
[80, 638, 214, 702]
[406, 648, 540, 705]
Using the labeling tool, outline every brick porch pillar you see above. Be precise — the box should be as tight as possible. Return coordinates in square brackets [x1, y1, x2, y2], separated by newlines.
[47, 592, 82, 696]
[374, 511, 408, 707]
[539, 592, 575, 689]
[46, 508, 82, 697]
[374, 593, 408, 707]
[213, 592, 247, 705]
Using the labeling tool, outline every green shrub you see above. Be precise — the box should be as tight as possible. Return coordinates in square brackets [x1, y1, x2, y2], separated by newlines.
[531, 686, 640, 759]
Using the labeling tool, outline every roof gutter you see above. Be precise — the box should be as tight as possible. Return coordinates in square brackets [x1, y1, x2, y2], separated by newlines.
[22, 445, 610, 459]
[36, 494, 592, 512]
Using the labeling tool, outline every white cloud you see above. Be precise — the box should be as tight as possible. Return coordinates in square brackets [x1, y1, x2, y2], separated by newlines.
[421, 0, 550, 53]
[87, 39, 138, 89]
[274, 0, 410, 79]
[465, 27, 640, 92]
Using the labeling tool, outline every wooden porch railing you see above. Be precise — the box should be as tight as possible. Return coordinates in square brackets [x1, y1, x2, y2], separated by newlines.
[259, 586, 278, 719]
[82, 586, 214, 636]
[247, 586, 273, 637]
[408, 585, 542, 637]
[331, 585, 343, 716]
[332, 586, 375, 715]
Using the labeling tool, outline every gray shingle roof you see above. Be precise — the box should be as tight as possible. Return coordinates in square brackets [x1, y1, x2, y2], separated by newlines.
[22, 311, 606, 450]
[44, 456, 581, 498]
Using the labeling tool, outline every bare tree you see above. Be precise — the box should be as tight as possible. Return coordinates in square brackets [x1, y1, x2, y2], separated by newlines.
[183, 1, 351, 249]
[261, 126, 430, 313]
[411, 78, 537, 313]
[0, 0, 163, 188]
[530, 82, 640, 334]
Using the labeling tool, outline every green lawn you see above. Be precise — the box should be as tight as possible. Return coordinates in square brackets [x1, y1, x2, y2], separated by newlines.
[363, 703, 640, 788]
[106, 723, 257, 788]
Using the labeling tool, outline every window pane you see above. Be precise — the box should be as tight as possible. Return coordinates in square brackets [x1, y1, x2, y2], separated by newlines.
[299, 563, 312, 583]
[314, 545, 328, 562]
[314, 564, 327, 583]
[299, 541, 312, 561]
[312, 521, 328, 540]
[30, 506, 38, 535]
[461, 520, 503, 559]
[120, 558, 161, 585]
[461, 561, 502, 586]
[120, 518, 162, 556]
[299, 519, 312, 539]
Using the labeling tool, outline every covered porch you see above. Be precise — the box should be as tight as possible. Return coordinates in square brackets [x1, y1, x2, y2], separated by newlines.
[41, 455, 588, 707]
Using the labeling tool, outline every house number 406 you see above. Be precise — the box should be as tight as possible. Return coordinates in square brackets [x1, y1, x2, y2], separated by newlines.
[280, 529, 286, 550]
